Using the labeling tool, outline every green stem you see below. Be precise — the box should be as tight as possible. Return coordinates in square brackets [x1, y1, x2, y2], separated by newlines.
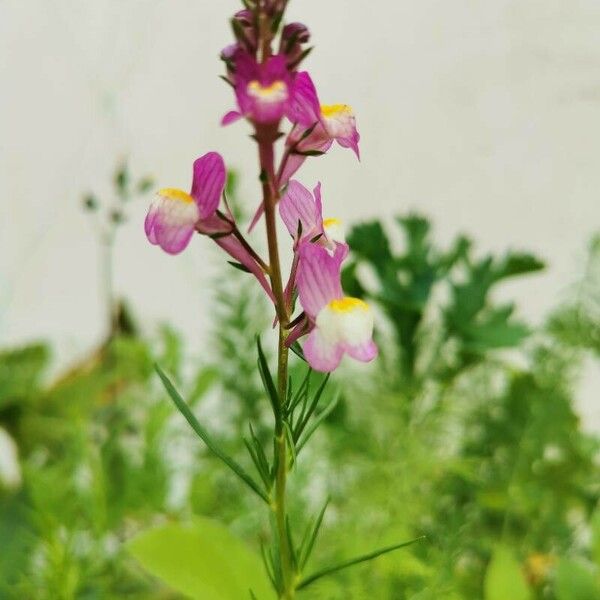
[257, 124, 294, 598]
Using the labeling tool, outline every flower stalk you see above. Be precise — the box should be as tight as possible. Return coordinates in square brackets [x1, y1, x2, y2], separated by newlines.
[143, 1, 424, 597]
[255, 119, 295, 594]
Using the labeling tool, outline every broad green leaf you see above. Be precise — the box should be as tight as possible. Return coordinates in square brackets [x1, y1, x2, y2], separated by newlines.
[484, 546, 531, 600]
[128, 518, 275, 600]
[555, 558, 600, 600]
[0, 343, 49, 407]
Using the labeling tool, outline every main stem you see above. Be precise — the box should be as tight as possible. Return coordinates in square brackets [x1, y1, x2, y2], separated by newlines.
[257, 124, 294, 598]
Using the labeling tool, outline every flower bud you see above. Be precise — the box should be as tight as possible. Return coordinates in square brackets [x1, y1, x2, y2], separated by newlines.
[230, 9, 257, 54]
[280, 22, 310, 68]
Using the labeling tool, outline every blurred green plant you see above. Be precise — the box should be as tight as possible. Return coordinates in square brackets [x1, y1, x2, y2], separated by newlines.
[82, 160, 154, 336]
[1, 214, 599, 599]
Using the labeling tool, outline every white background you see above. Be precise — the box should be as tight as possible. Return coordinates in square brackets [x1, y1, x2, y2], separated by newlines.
[1, 0, 599, 425]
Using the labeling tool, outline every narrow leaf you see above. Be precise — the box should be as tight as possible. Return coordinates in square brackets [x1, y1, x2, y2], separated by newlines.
[297, 536, 426, 590]
[299, 498, 329, 571]
[296, 392, 340, 455]
[155, 365, 269, 503]
[290, 341, 306, 362]
[283, 421, 297, 469]
[256, 337, 281, 425]
[294, 374, 330, 442]
[228, 261, 252, 273]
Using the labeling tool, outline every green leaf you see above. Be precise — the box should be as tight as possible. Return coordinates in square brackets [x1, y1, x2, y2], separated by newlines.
[296, 392, 340, 455]
[298, 498, 329, 571]
[128, 518, 275, 600]
[484, 546, 531, 600]
[114, 162, 129, 195]
[0, 343, 50, 408]
[293, 374, 330, 443]
[228, 261, 252, 274]
[155, 365, 269, 503]
[291, 149, 326, 157]
[256, 337, 281, 426]
[497, 252, 545, 279]
[137, 176, 155, 194]
[297, 536, 425, 590]
[555, 558, 600, 600]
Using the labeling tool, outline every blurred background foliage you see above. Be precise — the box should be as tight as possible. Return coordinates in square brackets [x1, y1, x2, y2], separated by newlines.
[1, 177, 599, 598]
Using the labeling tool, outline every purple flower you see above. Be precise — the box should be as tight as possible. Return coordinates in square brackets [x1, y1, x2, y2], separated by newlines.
[280, 103, 361, 184]
[295, 242, 377, 372]
[222, 52, 320, 127]
[145, 152, 273, 300]
[145, 152, 226, 255]
[279, 180, 344, 249]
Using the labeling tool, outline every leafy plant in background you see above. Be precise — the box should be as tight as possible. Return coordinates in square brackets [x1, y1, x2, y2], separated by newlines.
[313, 216, 600, 599]
[342, 215, 544, 394]
[136, 1, 423, 598]
[82, 160, 153, 335]
[1, 222, 599, 599]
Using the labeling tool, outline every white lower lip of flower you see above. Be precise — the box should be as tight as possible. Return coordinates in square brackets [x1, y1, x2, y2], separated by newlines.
[315, 297, 374, 347]
[157, 193, 200, 226]
[324, 115, 354, 139]
[323, 218, 345, 244]
[247, 80, 289, 104]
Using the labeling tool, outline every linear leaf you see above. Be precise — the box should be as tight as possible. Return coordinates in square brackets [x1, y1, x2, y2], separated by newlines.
[296, 392, 340, 455]
[299, 498, 329, 571]
[296, 536, 426, 590]
[256, 337, 281, 425]
[294, 374, 330, 442]
[155, 365, 269, 504]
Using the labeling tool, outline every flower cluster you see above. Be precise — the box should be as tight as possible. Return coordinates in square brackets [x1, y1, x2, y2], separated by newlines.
[145, 2, 376, 373]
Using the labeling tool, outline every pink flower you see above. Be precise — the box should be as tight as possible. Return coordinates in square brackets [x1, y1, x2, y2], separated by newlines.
[222, 52, 320, 126]
[145, 152, 273, 301]
[145, 152, 226, 255]
[295, 242, 377, 372]
[279, 180, 345, 249]
[280, 103, 361, 184]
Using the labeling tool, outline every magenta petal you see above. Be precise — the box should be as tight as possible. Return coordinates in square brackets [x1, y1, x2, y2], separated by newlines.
[221, 110, 243, 126]
[144, 196, 199, 255]
[304, 329, 344, 372]
[337, 129, 361, 160]
[155, 223, 195, 255]
[191, 152, 227, 220]
[278, 153, 306, 186]
[144, 205, 159, 244]
[287, 71, 321, 127]
[216, 235, 275, 303]
[344, 339, 378, 363]
[279, 180, 322, 240]
[234, 52, 292, 124]
[296, 242, 344, 318]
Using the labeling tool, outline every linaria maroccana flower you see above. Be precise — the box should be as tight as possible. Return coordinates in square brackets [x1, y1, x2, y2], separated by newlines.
[145, 152, 226, 255]
[280, 103, 361, 184]
[295, 241, 377, 372]
[279, 180, 345, 249]
[145, 152, 273, 300]
[222, 51, 320, 127]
